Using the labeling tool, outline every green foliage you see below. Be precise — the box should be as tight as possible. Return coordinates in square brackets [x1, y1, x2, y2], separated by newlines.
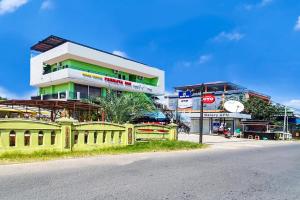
[0, 96, 7, 101]
[243, 97, 285, 121]
[90, 90, 156, 124]
[0, 141, 206, 163]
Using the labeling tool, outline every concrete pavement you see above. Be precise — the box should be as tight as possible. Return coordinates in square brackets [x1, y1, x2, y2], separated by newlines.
[0, 140, 300, 200]
[179, 133, 298, 150]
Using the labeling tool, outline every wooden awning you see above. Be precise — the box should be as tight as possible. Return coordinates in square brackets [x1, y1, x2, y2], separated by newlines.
[31, 35, 68, 52]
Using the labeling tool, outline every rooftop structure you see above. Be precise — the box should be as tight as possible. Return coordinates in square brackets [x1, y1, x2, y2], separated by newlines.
[173, 81, 270, 100]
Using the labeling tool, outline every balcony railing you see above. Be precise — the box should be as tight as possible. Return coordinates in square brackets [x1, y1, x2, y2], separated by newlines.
[31, 91, 91, 101]
[42, 65, 157, 87]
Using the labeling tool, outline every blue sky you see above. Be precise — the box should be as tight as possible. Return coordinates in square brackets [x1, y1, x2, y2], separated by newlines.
[0, 0, 300, 108]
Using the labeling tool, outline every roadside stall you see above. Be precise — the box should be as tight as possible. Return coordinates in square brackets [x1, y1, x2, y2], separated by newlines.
[241, 120, 282, 140]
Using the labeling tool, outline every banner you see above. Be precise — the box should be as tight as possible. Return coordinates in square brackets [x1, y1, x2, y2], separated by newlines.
[178, 98, 193, 109]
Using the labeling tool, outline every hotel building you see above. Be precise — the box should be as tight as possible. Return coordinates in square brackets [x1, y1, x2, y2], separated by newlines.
[30, 35, 165, 100]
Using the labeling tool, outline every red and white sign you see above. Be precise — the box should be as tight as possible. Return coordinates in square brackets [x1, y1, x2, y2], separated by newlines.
[202, 94, 215, 104]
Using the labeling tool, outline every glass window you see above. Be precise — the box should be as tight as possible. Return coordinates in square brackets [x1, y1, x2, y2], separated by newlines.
[75, 84, 88, 99]
[89, 86, 101, 98]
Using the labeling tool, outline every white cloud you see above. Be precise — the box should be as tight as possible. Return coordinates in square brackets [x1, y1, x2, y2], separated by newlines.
[214, 31, 245, 42]
[174, 54, 213, 70]
[285, 99, 300, 110]
[0, 86, 37, 100]
[0, 0, 28, 15]
[40, 0, 54, 10]
[294, 16, 300, 31]
[176, 61, 191, 68]
[243, 0, 273, 10]
[198, 54, 213, 64]
[112, 50, 128, 58]
[260, 0, 273, 7]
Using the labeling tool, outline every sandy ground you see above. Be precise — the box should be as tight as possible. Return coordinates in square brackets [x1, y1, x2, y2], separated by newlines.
[178, 133, 298, 150]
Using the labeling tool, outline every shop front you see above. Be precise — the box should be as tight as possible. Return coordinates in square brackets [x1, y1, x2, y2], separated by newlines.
[182, 112, 251, 135]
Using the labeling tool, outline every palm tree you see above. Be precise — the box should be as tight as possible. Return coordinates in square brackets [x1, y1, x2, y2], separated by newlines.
[90, 90, 156, 124]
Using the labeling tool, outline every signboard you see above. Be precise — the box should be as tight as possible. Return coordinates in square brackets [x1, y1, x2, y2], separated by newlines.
[78, 70, 157, 94]
[202, 94, 215, 104]
[182, 112, 252, 119]
[178, 91, 192, 98]
[178, 98, 193, 109]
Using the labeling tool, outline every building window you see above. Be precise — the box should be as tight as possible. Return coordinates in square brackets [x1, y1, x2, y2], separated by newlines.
[24, 131, 31, 146]
[74, 131, 79, 144]
[84, 131, 89, 144]
[9, 130, 16, 147]
[118, 74, 122, 79]
[75, 84, 88, 99]
[51, 131, 56, 145]
[94, 132, 98, 144]
[38, 131, 44, 146]
[122, 75, 126, 80]
[89, 86, 101, 98]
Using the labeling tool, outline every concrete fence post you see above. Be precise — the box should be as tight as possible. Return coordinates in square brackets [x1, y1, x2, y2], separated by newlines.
[167, 123, 178, 141]
[125, 124, 134, 145]
[56, 117, 78, 151]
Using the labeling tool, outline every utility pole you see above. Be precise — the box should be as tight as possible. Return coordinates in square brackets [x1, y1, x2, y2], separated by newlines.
[283, 106, 287, 133]
[199, 84, 204, 144]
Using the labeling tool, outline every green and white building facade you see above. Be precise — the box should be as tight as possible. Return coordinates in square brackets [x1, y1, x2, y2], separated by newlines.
[30, 36, 165, 100]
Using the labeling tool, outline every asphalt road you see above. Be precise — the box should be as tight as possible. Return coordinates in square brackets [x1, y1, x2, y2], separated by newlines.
[1, 143, 300, 200]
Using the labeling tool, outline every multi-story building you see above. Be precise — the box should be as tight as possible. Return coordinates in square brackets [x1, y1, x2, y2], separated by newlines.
[166, 81, 270, 134]
[30, 35, 165, 100]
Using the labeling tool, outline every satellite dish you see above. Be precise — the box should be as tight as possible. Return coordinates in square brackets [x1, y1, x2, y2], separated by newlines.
[224, 100, 244, 113]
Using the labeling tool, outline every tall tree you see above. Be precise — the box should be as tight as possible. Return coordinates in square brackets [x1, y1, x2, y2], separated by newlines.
[243, 97, 285, 121]
[90, 90, 156, 124]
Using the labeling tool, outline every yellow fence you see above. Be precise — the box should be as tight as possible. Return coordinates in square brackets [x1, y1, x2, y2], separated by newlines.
[0, 118, 177, 153]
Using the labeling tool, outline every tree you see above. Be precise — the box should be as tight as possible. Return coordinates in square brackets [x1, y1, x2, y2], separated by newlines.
[0, 96, 7, 101]
[243, 97, 285, 121]
[90, 90, 156, 124]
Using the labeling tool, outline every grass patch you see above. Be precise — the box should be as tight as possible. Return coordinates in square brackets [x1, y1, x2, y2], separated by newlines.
[0, 140, 207, 164]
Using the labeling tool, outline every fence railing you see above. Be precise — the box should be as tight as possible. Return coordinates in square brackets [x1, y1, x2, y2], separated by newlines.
[0, 118, 177, 153]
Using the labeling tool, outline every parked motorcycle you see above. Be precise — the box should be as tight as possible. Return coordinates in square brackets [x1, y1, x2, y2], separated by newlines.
[224, 128, 232, 139]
